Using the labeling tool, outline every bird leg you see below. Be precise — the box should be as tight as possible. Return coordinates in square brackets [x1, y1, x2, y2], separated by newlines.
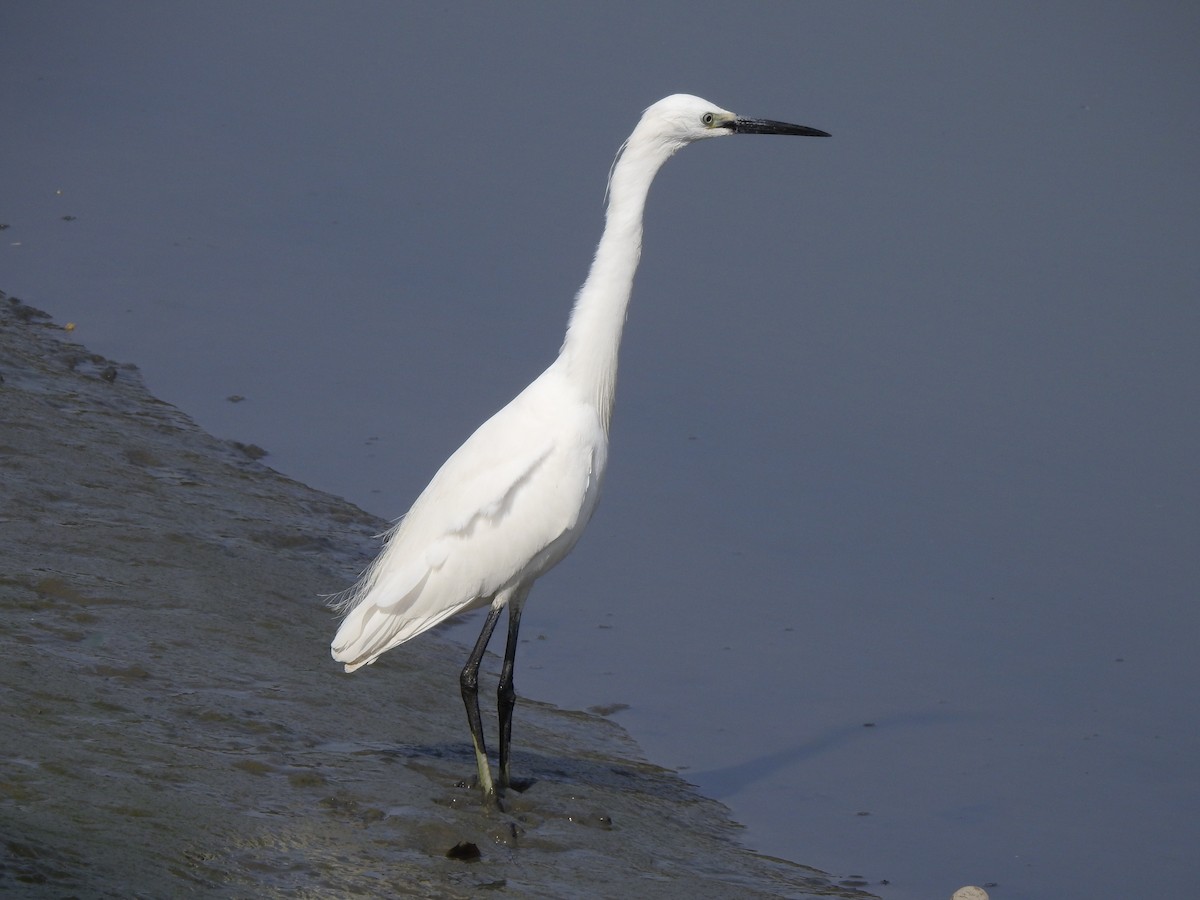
[497, 589, 528, 791]
[460, 603, 503, 799]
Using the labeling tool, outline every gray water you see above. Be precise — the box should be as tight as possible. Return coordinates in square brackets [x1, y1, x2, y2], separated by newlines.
[3, 4, 1198, 898]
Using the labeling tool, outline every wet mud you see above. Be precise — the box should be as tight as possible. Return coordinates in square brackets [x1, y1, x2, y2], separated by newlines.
[0, 293, 874, 898]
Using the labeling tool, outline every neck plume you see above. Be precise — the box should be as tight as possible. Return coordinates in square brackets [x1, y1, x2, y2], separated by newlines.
[559, 127, 683, 432]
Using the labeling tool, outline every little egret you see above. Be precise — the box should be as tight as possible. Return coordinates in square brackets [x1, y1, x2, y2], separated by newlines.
[330, 93, 828, 801]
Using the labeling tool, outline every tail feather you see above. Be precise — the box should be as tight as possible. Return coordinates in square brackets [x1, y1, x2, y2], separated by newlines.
[330, 557, 484, 672]
[333, 595, 477, 672]
[331, 590, 474, 672]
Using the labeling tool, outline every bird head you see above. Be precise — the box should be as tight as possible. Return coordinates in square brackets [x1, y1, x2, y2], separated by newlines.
[636, 94, 830, 150]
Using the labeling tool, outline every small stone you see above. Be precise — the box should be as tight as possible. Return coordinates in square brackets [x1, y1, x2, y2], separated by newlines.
[446, 841, 481, 861]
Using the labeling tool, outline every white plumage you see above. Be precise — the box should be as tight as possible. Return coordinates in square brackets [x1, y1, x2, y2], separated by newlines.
[330, 94, 828, 800]
[331, 367, 605, 671]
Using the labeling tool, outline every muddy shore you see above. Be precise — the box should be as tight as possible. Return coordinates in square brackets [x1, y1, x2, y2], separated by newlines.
[0, 293, 874, 898]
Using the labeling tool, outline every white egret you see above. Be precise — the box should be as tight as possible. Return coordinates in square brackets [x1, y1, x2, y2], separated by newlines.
[331, 94, 828, 801]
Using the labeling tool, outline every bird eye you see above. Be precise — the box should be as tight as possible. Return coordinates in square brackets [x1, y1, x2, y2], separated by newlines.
[701, 112, 715, 126]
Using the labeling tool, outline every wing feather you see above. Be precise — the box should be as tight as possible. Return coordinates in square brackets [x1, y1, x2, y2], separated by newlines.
[331, 371, 602, 673]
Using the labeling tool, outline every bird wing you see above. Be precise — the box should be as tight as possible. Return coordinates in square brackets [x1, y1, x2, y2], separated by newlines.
[331, 374, 602, 672]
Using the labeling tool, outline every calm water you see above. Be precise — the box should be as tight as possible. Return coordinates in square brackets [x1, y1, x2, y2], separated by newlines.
[3, 5, 1198, 898]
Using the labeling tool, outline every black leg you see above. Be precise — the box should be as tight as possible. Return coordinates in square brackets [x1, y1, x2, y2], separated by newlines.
[497, 587, 528, 791]
[460, 603, 503, 798]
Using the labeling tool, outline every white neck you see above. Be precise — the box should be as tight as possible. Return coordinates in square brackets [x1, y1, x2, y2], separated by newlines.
[558, 127, 682, 432]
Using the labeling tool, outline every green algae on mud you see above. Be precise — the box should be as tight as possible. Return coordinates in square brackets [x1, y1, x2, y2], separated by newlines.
[0, 292, 876, 898]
